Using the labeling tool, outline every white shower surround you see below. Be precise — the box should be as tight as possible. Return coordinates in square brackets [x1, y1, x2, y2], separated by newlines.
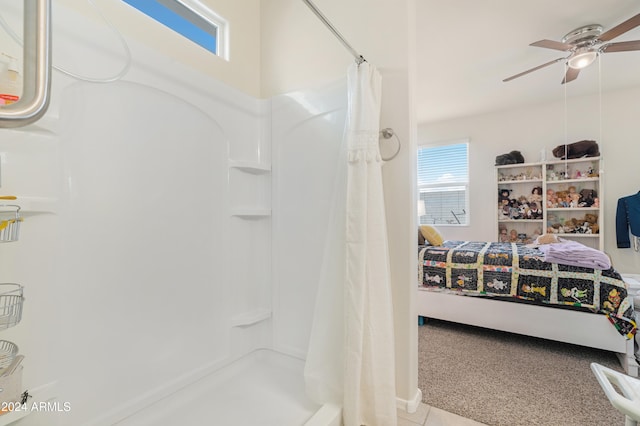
[0, 5, 350, 425]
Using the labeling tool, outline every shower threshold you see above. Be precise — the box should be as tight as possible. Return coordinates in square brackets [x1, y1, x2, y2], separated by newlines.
[115, 349, 321, 426]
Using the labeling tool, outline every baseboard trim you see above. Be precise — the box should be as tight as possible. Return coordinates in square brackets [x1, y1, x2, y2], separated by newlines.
[396, 388, 423, 414]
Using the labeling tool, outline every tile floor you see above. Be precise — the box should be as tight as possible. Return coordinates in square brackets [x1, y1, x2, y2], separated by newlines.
[397, 403, 487, 426]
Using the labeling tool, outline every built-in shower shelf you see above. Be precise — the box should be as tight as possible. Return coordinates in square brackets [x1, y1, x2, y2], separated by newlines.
[228, 161, 271, 174]
[230, 309, 272, 327]
[231, 208, 271, 218]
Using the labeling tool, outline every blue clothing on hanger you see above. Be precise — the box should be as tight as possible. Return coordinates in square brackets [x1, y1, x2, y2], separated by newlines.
[616, 192, 640, 249]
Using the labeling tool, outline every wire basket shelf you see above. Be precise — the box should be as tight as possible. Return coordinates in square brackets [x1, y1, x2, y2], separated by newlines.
[0, 284, 23, 330]
[0, 340, 17, 370]
[0, 205, 22, 243]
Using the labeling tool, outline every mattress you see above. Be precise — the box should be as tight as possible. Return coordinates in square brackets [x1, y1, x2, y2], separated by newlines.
[419, 240, 637, 338]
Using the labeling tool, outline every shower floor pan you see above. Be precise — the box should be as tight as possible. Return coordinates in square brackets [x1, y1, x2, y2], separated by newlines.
[115, 349, 325, 426]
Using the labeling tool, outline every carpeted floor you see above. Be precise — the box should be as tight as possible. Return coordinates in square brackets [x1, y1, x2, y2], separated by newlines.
[418, 318, 629, 426]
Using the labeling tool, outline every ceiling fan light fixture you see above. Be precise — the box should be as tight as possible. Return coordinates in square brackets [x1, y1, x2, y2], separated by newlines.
[568, 48, 598, 69]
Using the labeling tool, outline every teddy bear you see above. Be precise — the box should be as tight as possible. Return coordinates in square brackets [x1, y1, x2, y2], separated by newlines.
[584, 213, 599, 234]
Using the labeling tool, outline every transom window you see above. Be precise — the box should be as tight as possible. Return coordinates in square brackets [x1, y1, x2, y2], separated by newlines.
[417, 141, 469, 226]
[122, 0, 228, 60]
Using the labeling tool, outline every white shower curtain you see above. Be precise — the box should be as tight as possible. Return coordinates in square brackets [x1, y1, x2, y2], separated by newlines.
[304, 62, 397, 426]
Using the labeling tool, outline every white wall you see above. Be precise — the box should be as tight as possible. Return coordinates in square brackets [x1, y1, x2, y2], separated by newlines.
[54, 0, 262, 97]
[418, 85, 640, 274]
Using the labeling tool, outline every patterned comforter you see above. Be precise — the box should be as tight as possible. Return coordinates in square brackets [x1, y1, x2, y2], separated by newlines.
[419, 240, 637, 338]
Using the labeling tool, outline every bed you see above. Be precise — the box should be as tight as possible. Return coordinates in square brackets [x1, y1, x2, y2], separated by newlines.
[418, 240, 639, 376]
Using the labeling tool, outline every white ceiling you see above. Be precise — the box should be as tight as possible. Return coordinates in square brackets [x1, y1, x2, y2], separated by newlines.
[416, 0, 640, 124]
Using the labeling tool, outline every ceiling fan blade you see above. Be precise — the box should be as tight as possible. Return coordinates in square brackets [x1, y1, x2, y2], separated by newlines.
[530, 39, 573, 51]
[562, 67, 580, 84]
[601, 40, 640, 52]
[503, 57, 565, 82]
[598, 13, 640, 42]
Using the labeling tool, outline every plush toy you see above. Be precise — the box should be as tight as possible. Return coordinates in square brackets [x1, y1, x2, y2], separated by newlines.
[577, 213, 599, 234]
[552, 140, 600, 159]
[563, 218, 578, 233]
[578, 189, 598, 207]
[495, 150, 525, 166]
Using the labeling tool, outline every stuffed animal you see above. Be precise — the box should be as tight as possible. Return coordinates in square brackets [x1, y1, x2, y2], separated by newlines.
[583, 213, 599, 234]
[563, 218, 578, 233]
[495, 150, 525, 166]
[552, 140, 600, 159]
[578, 189, 598, 207]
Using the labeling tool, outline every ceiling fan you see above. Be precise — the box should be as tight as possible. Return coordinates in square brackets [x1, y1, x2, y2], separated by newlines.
[504, 12, 640, 84]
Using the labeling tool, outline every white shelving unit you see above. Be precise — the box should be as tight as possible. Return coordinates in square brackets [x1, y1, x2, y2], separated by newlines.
[545, 157, 602, 250]
[496, 157, 603, 250]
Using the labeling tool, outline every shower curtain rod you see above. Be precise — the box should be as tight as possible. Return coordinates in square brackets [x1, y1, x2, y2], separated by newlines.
[302, 0, 366, 65]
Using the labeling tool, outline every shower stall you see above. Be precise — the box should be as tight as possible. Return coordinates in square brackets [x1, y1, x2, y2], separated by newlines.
[0, 2, 353, 425]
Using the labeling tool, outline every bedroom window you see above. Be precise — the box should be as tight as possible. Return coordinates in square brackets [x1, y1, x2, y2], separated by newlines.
[417, 141, 469, 226]
[122, 0, 228, 60]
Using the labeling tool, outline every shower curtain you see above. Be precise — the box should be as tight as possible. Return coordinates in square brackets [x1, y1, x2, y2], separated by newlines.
[304, 62, 397, 426]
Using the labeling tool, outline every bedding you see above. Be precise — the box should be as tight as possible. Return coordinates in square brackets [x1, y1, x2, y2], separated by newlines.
[419, 240, 637, 338]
